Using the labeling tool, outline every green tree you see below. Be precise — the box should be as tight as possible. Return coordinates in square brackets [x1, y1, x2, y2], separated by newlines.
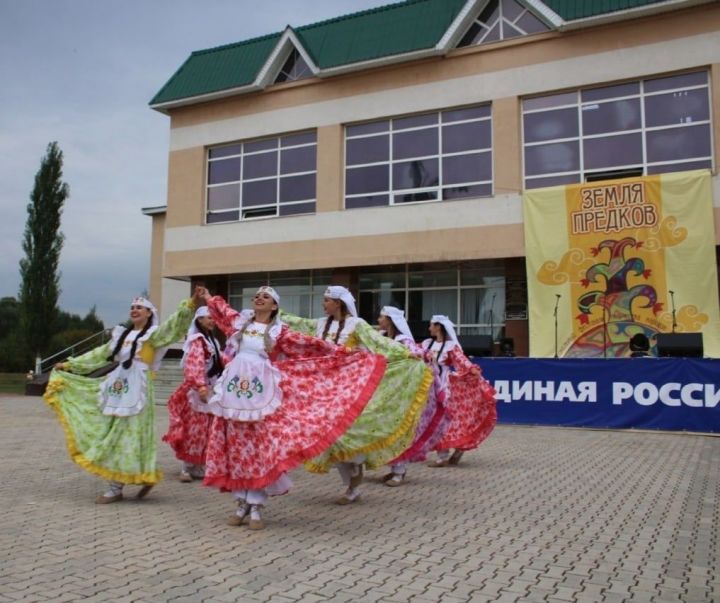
[18, 142, 69, 358]
[54, 306, 105, 335]
[0, 297, 20, 341]
[47, 329, 97, 357]
[81, 305, 104, 332]
[0, 330, 31, 372]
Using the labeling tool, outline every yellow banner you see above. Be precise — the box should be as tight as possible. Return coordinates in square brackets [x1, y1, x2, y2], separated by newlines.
[524, 170, 720, 358]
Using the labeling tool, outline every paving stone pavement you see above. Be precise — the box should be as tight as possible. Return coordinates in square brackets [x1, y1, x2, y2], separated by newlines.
[1, 395, 718, 603]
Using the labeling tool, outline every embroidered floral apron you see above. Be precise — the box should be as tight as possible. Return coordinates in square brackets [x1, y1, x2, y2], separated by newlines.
[98, 362, 149, 417]
[205, 323, 283, 421]
[97, 329, 155, 417]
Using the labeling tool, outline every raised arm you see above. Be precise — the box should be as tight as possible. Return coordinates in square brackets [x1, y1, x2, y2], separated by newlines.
[61, 338, 114, 375]
[278, 310, 318, 336]
[147, 298, 197, 349]
[206, 295, 243, 337]
[446, 345, 480, 377]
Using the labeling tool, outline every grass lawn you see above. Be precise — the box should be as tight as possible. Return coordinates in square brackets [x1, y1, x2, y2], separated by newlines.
[0, 373, 27, 395]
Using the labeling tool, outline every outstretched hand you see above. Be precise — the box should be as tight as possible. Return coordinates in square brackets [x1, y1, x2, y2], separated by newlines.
[198, 385, 209, 403]
[192, 286, 210, 306]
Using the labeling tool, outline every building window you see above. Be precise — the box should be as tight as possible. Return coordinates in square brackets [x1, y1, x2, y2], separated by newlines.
[522, 71, 713, 189]
[228, 262, 507, 340]
[457, 0, 549, 47]
[228, 270, 332, 317]
[206, 131, 317, 223]
[357, 261, 506, 340]
[345, 105, 492, 209]
[275, 49, 312, 84]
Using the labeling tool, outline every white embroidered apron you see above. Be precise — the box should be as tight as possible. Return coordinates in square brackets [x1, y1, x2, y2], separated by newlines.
[98, 361, 149, 417]
[97, 327, 156, 417]
[205, 322, 283, 421]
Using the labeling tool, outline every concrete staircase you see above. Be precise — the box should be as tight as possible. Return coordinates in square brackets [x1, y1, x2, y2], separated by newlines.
[154, 358, 184, 404]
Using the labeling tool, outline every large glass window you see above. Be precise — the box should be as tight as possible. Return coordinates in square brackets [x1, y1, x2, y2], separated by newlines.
[228, 270, 332, 317]
[206, 132, 317, 223]
[457, 0, 549, 47]
[357, 261, 506, 340]
[345, 105, 492, 209]
[228, 262, 507, 340]
[522, 71, 713, 188]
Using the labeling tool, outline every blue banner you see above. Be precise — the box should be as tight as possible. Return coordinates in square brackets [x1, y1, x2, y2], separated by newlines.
[476, 358, 720, 433]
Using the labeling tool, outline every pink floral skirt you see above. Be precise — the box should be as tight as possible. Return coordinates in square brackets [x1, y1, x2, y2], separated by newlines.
[163, 382, 212, 466]
[434, 373, 497, 452]
[203, 351, 386, 491]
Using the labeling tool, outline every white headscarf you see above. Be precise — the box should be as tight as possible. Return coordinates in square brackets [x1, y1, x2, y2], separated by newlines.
[182, 306, 210, 358]
[324, 286, 357, 317]
[131, 296, 158, 326]
[380, 306, 413, 340]
[256, 286, 280, 304]
[430, 315, 459, 346]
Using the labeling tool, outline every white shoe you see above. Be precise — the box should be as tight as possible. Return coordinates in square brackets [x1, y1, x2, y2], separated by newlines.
[227, 503, 249, 526]
[248, 505, 264, 530]
[385, 474, 405, 487]
[336, 488, 361, 505]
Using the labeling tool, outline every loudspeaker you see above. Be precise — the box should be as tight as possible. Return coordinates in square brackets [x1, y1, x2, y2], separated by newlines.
[459, 335, 493, 357]
[655, 333, 703, 358]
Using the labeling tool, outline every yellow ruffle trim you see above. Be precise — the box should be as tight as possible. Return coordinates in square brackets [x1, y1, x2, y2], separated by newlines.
[43, 375, 162, 485]
[304, 364, 433, 473]
[344, 331, 360, 351]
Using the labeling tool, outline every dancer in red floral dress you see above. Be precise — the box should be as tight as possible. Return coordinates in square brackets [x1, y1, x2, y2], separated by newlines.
[163, 306, 222, 482]
[378, 306, 450, 487]
[423, 315, 497, 467]
[199, 286, 385, 530]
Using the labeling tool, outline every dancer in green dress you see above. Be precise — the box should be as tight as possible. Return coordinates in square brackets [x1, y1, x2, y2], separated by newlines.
[44, 287, 205, 503]
[282, 286, 431, 505]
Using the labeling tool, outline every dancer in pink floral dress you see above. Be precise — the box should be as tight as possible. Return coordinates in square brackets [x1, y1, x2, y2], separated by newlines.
[163, 306, 222, 482]
[199, 287, 385, 530]
[378, 306, 450, 487]
[423, 315, 497, 468]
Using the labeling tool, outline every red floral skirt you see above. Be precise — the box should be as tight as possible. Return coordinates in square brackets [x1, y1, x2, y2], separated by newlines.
[203, 351, 385, 491]
[162, 382, 212, 465]
[434, 373, 497, 452]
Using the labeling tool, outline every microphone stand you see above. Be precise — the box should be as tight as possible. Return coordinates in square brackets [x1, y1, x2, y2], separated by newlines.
[553, 294, 560, 359]
[669, 290, 677, 333]
[602, 302, 608, 359]
[489, 293, 496, 352]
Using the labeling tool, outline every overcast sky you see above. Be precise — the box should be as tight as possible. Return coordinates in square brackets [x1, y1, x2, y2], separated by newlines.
[0, 0, 391, 325]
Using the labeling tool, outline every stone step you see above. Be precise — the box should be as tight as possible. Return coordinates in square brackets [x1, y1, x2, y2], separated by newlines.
[154, 359, 185, 404]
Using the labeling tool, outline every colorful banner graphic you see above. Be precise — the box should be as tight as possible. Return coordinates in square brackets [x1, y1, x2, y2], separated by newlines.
[479, 357, 720, 433]
[524, 170, 720, 358]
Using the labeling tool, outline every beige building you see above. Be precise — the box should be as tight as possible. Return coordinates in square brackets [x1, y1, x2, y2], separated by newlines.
[145, 0, 720, 356]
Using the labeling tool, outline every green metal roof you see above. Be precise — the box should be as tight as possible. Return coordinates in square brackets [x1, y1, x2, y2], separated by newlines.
[295, 0, 466, 69]
[151, 33, 281, 106]
[545, 0, 668, 20]
[150, 0, 686, 107]
[151, 0, 466, 106]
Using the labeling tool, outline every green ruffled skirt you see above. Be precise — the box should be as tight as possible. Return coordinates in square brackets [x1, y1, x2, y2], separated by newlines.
[44, 370, 161, 484]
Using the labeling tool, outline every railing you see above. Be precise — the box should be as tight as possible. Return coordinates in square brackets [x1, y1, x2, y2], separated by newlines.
[37, 329, 111, 374]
